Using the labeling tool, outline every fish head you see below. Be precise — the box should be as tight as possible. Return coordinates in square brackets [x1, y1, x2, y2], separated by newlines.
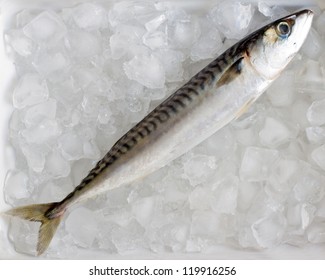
[248, 9, 314, 79]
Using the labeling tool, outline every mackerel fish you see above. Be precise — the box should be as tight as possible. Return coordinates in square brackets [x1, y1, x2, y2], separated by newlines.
[4, 9, 313, 255]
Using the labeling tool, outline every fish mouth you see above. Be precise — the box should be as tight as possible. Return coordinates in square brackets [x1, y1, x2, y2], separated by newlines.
[287, 8, 314, 51]
[295, 9, 314, 17]
[284, 8, 314, 24]
[294, 8, 314, 26]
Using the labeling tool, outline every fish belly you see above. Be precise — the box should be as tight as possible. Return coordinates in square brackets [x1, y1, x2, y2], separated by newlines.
[77, 60, 271, 202]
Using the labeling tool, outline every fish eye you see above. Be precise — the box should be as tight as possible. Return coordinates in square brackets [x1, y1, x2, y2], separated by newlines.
[276, 21, 291, 38]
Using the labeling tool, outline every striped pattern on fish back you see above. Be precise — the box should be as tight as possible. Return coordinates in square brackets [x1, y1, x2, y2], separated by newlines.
[61, 36, 259, 203]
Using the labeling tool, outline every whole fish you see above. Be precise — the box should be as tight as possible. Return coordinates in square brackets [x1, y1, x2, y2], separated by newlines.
[4, 9, 313, 255]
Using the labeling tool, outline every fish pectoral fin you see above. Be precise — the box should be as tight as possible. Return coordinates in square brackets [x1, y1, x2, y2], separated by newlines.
[235, 97, 257, 120]
[216, 57, 244, 87]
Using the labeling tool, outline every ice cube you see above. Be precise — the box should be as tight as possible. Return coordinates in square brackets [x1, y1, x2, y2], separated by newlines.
[190, 210, 221, 238]
[108, 1, 156, 28]
[286, 203, 301, 227]
[21, 144, 46, 173]
[166, 9, 200, 49]
[294, 166, 325, 203]
[83, 140, 101, 160]
[58, 132, 84, 160]
[311, 144, 325, 171]
[237, 227, 258, 249]
[124, 54, 165, 89]
[234, 127, 257, 146]
[81, 95, 102, 119]
[197, 126, 235, 161]
[182, 153, 217, 186]
[98, 106, 113, 125]
[239, 147, 279, 182]
[71, 67, 98, 90]
[251, 213, 286, 248]
[291, 99, 310, 129]
[22, 119, 61, 144]
[51, 79, 82, 108]
[191, 22, 222, 61]
[210, 175, 238, 215]
[307, 98, 325, 126]
[87, 76, 114, 98]
[237, 181, 261, 212]
[131, 197, 156, 227]
[269, 158, 299, 193]
[145, 14, 166, 32]
[23, 99, 57, 127]
[109, 25, 146, 59]
[188, 187, 212, 210]
[144, 87, 166, 101]
[296, 60, 325, 95]
[32, 52, 69, 78]
[16, 9, 35, 28]
[209, 2, 255, 40]
[69, 159, 93, 187]
[307, 223, 325, 243]
[114, 79, 142, 99]
[96, 221, 118, 252]
[5, 29, 34, 57]
[72, 3, 108, 30]
[39, 181, 69, 203]
[157, 222, 189, 252]
[301, 203, 316, 230]
[45, 150, 71, 178]
[161, 183, 189, 211]
[316, 195, 325, 219]
[13, 73, 49, 109]
[65, 30, 101, 58]
[143, 30, 167, 50]
[306, 126, 325, 144]
[9, 110, 24, 133]
[301, 28, 324, 61]
[111, 220, 145, 254]
[257, 2, 288, 19]
[154, 49, 184, 82]
[266, 71, 295, 107]
[65, 207, 99, 248]
[8, 218, 39, 255]
[109, 33, 127, 59]
[23, 11, 67, 45]
[102, 187, 131, 212]
[126, 95, 144, 113]
[315, 11, 325, 36]
[4, 171, 30, 204]
[259, 117, 297, 148]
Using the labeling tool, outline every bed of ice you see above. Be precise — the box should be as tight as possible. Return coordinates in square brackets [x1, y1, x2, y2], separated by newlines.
[1, 0, 325, 258]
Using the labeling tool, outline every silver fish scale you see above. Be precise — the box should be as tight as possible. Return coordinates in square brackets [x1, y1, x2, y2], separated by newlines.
[59, 30, 265, 204]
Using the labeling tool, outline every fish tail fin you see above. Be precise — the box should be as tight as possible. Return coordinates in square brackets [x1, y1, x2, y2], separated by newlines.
[5, 202, 63, 255]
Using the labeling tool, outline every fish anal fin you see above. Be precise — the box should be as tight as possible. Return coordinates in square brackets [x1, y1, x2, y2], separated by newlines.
[216, 57, 244, 87]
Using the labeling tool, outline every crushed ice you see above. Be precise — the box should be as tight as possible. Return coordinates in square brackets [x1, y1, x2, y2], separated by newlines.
[3, 1, 325, 257]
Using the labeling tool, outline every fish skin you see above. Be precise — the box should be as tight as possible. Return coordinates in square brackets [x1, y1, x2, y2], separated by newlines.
[4, 9, 313, 255]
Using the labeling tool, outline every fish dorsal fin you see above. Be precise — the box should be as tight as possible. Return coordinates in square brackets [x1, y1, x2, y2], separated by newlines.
[216, 57, 244, 87]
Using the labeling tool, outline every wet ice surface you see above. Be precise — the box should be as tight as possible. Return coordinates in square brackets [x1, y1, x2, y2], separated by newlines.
[2, 1, 325, 258]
